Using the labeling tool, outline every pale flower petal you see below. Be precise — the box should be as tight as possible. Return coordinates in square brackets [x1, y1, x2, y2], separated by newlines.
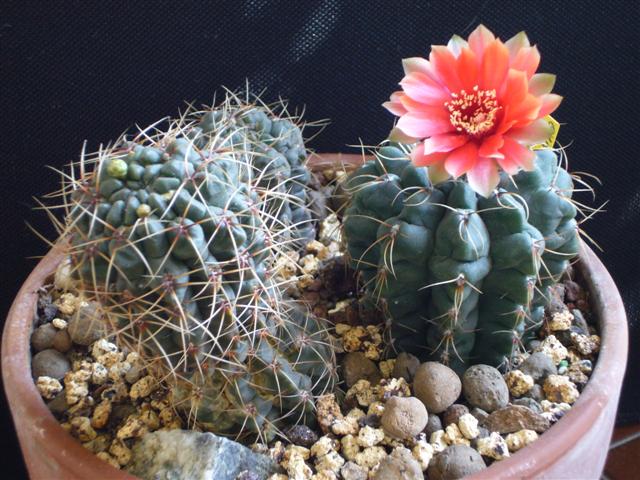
[529, 73, 557, 96]
[505, 31, 530, 59]
[447, 34, 469, 57]
[468, 24, 496, 58]
[539, 93, 563, 117]
[423, 134, 468, 154]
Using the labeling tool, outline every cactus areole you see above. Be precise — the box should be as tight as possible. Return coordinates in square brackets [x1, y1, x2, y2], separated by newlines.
[58, 95, 336, 441]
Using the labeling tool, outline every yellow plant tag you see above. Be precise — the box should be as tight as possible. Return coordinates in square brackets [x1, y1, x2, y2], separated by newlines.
[532, 115, 560, 150]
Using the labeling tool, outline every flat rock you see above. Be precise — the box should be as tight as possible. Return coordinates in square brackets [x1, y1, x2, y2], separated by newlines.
[484, 405, 550, 434]
[127, 430, 278, 480]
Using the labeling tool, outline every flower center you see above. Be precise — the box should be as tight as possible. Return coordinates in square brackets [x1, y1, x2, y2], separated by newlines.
[446, 86, 501, 136]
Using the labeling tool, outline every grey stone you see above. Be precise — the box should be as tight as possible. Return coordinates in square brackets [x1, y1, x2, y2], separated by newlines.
[373, 447, 422, 480]
[32, 349, 71, 380]
[47, 390, 69, 416]
[381, 396, 428, 439]
[462, 364, 509, 413]
[513, 397, 543, 414]
[442, 404, 469, 427]
[427, 445, 486, 480]
[414, 362, 461, 413]
[529, 384, 545, 401]
[341, 352, 381, 387]
[127, 430, 278, 480]
[391, 352, 420, 381]
[31, 323, 57, 351]
[424, 413, 443, 437]
[341, 461, 368, 480]
[484, 405, 550, 434]
[519, 352, 557, 382]
[68, 301, 107, 346]
[470, 407, 488, 425]
[572, 309, 590, 334]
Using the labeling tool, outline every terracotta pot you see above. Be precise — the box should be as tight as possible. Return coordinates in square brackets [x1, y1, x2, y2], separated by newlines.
[2, 153, 627, 480]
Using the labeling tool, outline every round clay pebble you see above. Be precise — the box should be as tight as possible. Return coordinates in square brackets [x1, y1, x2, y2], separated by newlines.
[52, 330, 72, 353]
[391, 352, 420, 381]
[413, 362, 461, 413]
[31, 349, 71, 380]
[424, 412, 443, 437]
[68, 301, 107, 346]
[381, 396, 428, 439]
[31, 323, 57, 351]
[462, 364, 509, 413]
[342, 352, 382, 387]
[373, 447, 423, 480]
[519, 352, 557, 382]
[442, 404, 469, 427]
[427, 445, 486, 480]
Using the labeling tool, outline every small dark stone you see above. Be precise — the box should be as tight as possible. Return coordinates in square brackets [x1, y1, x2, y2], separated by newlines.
[424, 413, 443, 437]
[358, 414, 382, 429]
[109, 404, 137, 429]
[31, 349, 71, 380]
[31, 323, 57, 351]
[462, 365, 509, 413]
[546, 283, 566, 315]
[572, 309, 590, 334]
[37, 294, 58, 324]
[341, 352, 381, 387]
[563, 280, 583, 302]
[442, 404, 469, 427]
[286, 425, 319, 448]
[427, 445, 486, 480]
[519, 352, 557, 382]
[392, 352, 420, 382]
[513, 397, 543, 414]
[47, 390, 69, 416]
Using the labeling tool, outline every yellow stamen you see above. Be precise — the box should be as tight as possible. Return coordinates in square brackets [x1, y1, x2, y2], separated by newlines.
[445, 85, 501, 136]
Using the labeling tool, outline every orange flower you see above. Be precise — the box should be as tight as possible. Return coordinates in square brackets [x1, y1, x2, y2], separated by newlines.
[384, 25, 562, 196]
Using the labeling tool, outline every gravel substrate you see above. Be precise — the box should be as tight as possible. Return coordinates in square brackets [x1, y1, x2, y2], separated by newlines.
[30, 170, 600, 479]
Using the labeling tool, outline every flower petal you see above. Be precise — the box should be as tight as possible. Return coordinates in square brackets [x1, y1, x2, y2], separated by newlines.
[444, 142, 479, 178]
[478, 134, 505, 158]
[396, 110, 453, 138]
[511, 46, 540, 79]
[468, 24, 496, 58]
[400, 72, 449, 106]
[502, 93, 542, 128]
[447, 34, 468, 58]
[499, 69, 528, 106]
[456, 47, 479, 92]
[430, 45, 463, 92]
[539, 93, 563, 116]
[505, 31, 530, 59]
[480, 39, 510, 90]
[410, 143, 448, 167]
[466, 157, 500, 197]
[383, 92, 408, 116]
[500, 136, 536, 172]
[529, 73, 557, 96]
[402, 57, 434, 76]
[507, 118, 553, 144]
[423, 134, 468, 154]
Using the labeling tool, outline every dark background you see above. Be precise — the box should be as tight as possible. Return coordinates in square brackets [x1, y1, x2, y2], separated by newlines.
[1, 1, 638, 477]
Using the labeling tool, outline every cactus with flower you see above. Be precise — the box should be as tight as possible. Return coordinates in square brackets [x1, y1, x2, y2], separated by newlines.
[343, 26, 589, 370]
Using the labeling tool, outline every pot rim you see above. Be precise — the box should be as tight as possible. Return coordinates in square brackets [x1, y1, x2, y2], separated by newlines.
[1, 153, 628, 479]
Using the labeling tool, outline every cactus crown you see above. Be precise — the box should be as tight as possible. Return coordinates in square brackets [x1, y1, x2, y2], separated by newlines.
[343, 143, 588, 371]
[43, 92, 337, 442]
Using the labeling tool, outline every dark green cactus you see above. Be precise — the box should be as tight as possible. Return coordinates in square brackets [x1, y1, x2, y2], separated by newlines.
[59, 98, 336, 441]
[343, 144, 579, 370]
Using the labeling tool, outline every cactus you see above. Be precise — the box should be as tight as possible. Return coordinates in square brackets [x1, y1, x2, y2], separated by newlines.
[50, 96, 336, 441]
[343, 144, 580, 370]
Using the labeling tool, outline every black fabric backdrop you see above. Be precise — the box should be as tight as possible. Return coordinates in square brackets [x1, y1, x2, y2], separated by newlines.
[1, 1, 638, 477]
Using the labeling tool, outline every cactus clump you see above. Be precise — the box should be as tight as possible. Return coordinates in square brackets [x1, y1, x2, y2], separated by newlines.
[52, 96, 336, 441]
[343, 144, 579, 370]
